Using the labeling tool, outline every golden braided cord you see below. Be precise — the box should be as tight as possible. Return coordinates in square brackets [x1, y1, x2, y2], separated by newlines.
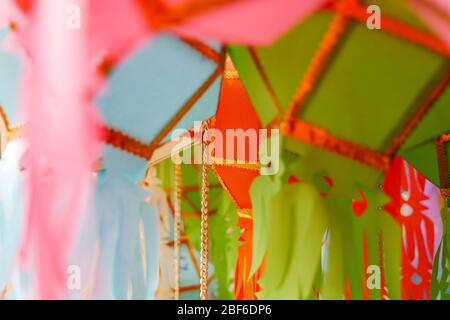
[173, 158, 182, 300]
[200, 121, 210, 300]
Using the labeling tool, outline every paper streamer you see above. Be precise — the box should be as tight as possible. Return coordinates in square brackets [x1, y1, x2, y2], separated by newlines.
[19, 0, 100, 299]
[409, 0, 450, 48]
[169, 0, 328, 46]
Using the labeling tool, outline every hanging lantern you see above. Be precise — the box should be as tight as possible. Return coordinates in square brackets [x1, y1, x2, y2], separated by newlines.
[229, 0, 449, 299]
[212, 58, 265, 300]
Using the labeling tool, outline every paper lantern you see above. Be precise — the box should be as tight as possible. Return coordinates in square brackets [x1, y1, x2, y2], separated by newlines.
[230, 0, 450, 195]
[212, 59, 265, 299]
[229, 0, 449, 299]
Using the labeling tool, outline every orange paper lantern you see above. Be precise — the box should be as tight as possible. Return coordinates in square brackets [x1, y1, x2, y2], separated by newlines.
[213, 59, 264, 300]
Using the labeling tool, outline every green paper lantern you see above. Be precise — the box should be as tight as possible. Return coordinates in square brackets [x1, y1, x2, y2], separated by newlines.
[230, 0, 449, 194]
[230, 0, 449, 300]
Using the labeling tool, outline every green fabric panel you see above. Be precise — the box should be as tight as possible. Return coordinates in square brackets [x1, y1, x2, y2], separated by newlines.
[260, 186, 298, 298]
[249, 176, 277, 277]
[322, 200, 353, 300]
[284, 137, 383, 198]
[158, 152, 221, 212]
[258, 183, 327, 300]
[362, 0, 431, 31]
[302, 23, 446, 151]
[228, 13, 333, 126]
[293, 185, 328, 299]
[379, 211, 402, 300]
[401, 85, 450, 151]
[255, 13, 334, 110]
[401, 140, 447, 187]
[207, 193, 240, 300]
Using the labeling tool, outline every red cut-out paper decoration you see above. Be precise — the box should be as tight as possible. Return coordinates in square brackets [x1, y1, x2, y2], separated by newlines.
[384, 157, 436, 300]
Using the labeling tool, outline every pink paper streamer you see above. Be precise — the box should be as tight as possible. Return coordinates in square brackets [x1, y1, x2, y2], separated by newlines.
[88, 0, 151, 67]
[0, 0, 26, 52]
[409, 0, 450, 48]
[0, 0, 22, 28]
[428, 0, 450, 15]
[169, 0, 328, 46]
[20, 0, 100, 299]
[6, 0, 151, 84]
[87, 0, 326, 60]
[8, 0, 327, 74]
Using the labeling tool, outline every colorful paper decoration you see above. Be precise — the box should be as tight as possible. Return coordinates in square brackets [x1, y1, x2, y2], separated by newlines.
[0, 138, 26, 297]
[17, 0, 100, 299]
[165, 0, 328, 46]
[384, 158, 441, 299]
[213, 59, 261, 210]
[212, 59, 264, 299]
[230, 0, 449, 192]
[86, 34, 224, 300]
[96, 34, 223, 160]
[0, 0, 448, 301]
[74, 147, 160, 300]
[4, 0, 328, 80]
[0, 25, 26, 299]
[234, 212, 265, 300]
[229, 0, 449, 299]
